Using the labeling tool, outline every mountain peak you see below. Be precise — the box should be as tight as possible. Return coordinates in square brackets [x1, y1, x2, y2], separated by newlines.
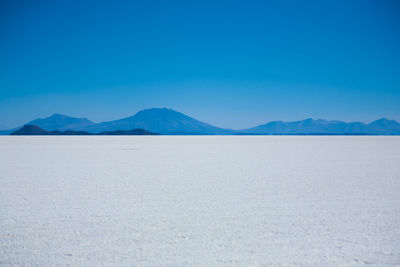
[371, 118, 392, 123]
[27, 114, 94, 131]
[76, 107, 232, 134]
[49, 113, 68, 118]
[369, 118, 400, 129]
[135, 107, 179, 115]
[132, 108, 190, 121]
[300, 118, 315, 123]
[369, 118, 399, 125]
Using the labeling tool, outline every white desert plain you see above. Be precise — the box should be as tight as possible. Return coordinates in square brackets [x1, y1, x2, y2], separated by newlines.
[0, 136, 399, 266]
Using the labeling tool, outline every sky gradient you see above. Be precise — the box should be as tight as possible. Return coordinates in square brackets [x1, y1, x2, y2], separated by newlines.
[1, 0, 400, 129]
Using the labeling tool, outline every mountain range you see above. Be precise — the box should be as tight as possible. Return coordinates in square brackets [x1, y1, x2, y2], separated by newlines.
[2, 108, 400, 135]
[239, 118, 400, 135]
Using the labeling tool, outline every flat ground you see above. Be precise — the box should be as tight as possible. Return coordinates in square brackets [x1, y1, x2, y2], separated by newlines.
[0, 136, 399, 266]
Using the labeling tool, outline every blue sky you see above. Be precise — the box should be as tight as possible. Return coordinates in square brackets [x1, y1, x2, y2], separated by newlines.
[1, 0, 399, 129]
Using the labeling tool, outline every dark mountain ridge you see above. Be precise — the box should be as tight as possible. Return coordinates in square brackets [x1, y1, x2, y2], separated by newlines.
[11, 125, 157, 135]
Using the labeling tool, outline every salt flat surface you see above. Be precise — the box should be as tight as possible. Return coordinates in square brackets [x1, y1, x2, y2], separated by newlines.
[0, 136, 399, 266]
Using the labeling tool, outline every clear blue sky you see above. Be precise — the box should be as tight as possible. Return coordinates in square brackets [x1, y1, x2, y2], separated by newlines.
[1, 0, 399, 129]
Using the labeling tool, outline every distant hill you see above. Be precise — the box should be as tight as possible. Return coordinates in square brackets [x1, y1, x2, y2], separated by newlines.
[76, 108, 233, 135]
[28, 113, 94, 131]
[11, 125, 157, 135]
[11, 125, 51, 135]
[240, 118, 400, 135]
[368, 118, 400, 134]
[0, 114, 94, 135]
